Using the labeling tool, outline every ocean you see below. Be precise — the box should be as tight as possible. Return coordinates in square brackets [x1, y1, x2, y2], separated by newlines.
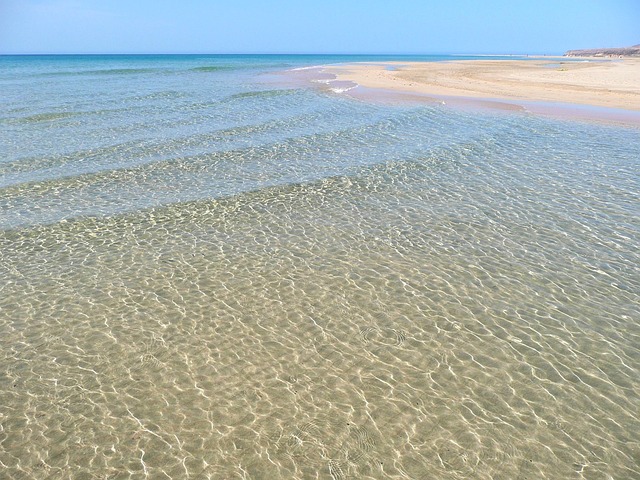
[1, 54, 639, 479]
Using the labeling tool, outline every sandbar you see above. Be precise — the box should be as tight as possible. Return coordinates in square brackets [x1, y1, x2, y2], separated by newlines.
[325, 59, 640, 112]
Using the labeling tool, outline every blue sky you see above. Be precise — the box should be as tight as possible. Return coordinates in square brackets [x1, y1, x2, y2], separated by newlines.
[1, 0, 638, 54]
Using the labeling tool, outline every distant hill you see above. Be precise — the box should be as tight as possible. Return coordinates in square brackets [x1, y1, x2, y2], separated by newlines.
[564, 44, 640, 57]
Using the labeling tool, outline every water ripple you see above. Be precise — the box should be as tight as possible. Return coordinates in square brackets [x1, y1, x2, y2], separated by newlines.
[1, 56, 639, 479]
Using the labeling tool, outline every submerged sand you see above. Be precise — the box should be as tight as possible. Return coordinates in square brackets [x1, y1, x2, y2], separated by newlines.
[326, 59, 640, 111]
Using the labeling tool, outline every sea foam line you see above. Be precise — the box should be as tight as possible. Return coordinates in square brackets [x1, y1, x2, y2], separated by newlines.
[289, 65, 329, 71]
[330, 85, 358, 93]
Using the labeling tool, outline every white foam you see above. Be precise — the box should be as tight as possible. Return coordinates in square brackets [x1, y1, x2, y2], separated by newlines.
[330, 85, 357, 93]
[289, 65, 327, 71]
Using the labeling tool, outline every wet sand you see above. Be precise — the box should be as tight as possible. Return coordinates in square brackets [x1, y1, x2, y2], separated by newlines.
[325, 59, 640, 112]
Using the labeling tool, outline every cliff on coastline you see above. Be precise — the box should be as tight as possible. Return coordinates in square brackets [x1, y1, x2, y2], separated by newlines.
[565, 44, 640, 57]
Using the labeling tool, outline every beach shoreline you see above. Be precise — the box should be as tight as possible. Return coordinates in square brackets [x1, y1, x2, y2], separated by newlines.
[4, 54, 640, 479]
[320, 58, 640, 124]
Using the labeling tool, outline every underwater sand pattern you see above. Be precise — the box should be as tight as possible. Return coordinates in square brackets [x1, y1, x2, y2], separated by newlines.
[1, 55, 639, 479]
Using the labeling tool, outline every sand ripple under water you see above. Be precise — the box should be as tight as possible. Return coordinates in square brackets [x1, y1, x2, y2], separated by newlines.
[1, 55, 639, 479]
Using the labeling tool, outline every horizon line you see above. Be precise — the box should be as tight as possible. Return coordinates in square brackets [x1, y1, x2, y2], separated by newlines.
[0, 51, 561, 57]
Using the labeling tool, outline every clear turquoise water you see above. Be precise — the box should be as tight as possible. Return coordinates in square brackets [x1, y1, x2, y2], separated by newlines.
[1, 55, 639, 479]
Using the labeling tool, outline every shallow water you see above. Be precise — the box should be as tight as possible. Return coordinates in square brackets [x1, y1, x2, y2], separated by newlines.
[1, 55, 639, 479]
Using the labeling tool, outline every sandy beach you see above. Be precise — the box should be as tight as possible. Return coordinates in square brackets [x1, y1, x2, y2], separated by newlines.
[326, 58, 640, 111]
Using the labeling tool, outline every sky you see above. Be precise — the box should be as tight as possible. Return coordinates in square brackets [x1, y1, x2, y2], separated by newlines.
[0, 0, 638, 55]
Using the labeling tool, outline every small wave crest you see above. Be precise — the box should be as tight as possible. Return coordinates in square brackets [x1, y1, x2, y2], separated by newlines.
[10, 111, 81, 123]
[289, 65, 328, 72]
[190, 66, 235, 72]
[228, 89, 299, 100]
[312, 79, 358, 94]
[330, 86, 357, 94]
